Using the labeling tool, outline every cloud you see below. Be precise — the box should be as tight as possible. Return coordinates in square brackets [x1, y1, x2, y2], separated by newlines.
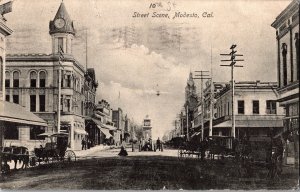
[94, 42, 189, 137]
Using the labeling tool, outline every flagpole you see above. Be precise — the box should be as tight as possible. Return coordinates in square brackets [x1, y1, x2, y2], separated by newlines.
[57, 46, 64, 133]
[58, 57, 62, 133]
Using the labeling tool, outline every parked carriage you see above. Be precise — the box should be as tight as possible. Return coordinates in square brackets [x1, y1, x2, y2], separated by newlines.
[206, 135, 235, 160]
[235, 135, 284, 179]
[30, 132, 76, 166]
[178, 134, 202, 159]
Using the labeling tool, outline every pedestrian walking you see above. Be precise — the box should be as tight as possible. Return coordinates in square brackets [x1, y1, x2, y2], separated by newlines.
[118, 139, 128, 156]
[156, 137, 161, 151]
[200, 138, 208, 161]
[81, 138, 86, 150]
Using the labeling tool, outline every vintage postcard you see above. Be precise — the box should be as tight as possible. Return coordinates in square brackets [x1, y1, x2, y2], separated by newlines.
[0, 0, 299, 190]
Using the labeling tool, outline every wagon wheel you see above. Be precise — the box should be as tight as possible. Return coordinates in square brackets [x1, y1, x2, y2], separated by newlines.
[178, 148, 183, 159]
[29, 156, 39, 167]
[64, 150, 76, 162]
[1, 163, 10, 174]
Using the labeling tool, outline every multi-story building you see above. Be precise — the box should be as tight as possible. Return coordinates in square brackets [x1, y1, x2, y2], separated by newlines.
[112, 108, 124, 145]
[0, 1, 47, 172]
[5, 2, 94, 150]
[88, 99, 116, 145]
[183, 72, 198, 140]
[124, 114, 132, 142]
[212, 81, 284, 139]
[271, 0, 299, 167]
[192, 81, 226, 138]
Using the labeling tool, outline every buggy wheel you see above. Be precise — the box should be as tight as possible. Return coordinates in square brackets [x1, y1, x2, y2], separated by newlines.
[64, 150, 76, 162]
[1, 163, 10, 174]
[178, 149, 183, 159]
[29, 156, 39, 167]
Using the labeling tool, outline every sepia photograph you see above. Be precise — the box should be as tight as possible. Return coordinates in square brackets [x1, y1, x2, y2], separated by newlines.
[0, 0, 299, 190]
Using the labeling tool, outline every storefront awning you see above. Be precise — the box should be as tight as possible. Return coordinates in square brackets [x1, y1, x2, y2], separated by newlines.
[91, 118, 117, 131]
[214, 119, 283, 128]
[100, 128, 112, 138]
[74, 128, 88, 135]
[100, 123, 117, 131]
[0, 101, 47, 127]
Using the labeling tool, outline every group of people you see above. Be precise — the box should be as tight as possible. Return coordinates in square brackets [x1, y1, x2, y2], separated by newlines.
[81, 138, 92, 150]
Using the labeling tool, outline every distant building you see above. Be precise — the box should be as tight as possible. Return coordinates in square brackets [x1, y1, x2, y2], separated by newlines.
[112, 108, 124, 145]
[192, 81, 227, 138]
[5, 2, 96, 150]
[89, 99, 116, 146]
[271, 0, 299, 167]
[142, 115, 152, 141]
[212, 81, 284, 139]
[183, 72, 198, 140]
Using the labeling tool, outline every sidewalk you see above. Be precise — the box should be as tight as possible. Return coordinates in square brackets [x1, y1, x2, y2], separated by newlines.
[73, 145, 111, 159]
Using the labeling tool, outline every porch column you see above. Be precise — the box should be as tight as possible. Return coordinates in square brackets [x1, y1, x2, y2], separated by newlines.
[0, 121, 4, 172]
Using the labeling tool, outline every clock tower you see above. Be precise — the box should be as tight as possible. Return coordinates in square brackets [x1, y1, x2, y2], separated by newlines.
[49, 2, 75, 55]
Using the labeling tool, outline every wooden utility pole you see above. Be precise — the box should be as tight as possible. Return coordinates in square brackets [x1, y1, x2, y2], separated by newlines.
[194, 71, 210, 141]
[220, 44, 244, 139]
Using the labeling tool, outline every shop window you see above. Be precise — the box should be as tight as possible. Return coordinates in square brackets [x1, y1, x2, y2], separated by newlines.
[238, 100, 245, 114]
[252, 100, 259, 114]
[266, 100, 277, 114]
[30, 95, 36, 112]
[39, 71, 46, 87]
[30, 71, 37, 87]
[5, 71, 10, 88]
[30, 126, 46, 140]
[13, 95, 19, 104]
[4, 124, 19, 140]
[13, 71, 19, 88]
[39, 95, 46, 112]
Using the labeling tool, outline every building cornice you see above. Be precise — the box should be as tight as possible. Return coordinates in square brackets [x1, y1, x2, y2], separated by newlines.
[0, 21, 13, 36]
[6, 53, 85, 72]
[271, 0, 299, 29]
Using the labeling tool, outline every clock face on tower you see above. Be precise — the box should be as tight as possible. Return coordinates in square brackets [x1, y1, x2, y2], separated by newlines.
[54, 18, 65, 29]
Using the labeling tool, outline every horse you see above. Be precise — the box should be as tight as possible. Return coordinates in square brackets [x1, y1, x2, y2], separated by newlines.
[11, 146, 30, 170]
[1, 146, 30, 172]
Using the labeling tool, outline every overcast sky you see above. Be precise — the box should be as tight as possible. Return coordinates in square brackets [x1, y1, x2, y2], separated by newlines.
[5, 0, 290, 138]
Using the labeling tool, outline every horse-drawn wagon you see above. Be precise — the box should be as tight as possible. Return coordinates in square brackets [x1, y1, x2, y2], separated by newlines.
[30, 132, 76, 166]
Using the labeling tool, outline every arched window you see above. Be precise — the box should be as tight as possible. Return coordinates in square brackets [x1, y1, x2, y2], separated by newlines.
[5, 71, 10, 88]
[281, 43, 288, 86]
[30, 71, 37, 87]
[39, 71, 46, 87]
[13, 71, 19, 88]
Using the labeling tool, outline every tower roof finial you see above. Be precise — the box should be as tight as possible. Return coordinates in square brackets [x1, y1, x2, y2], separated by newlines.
[49, 1, 75, 35]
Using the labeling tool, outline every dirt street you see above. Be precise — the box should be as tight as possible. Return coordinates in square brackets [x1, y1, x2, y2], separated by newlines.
[0, 149, 299, 190]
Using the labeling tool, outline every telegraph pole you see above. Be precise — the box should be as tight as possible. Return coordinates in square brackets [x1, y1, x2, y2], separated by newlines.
[186, 104, 189, 141]
[209, 46, 214, 137]
[194, 70, 210, 141]
[220, 44, 244, 139]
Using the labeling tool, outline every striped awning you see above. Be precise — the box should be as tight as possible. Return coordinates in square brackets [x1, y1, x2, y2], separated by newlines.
[0, 101, 47, 127]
